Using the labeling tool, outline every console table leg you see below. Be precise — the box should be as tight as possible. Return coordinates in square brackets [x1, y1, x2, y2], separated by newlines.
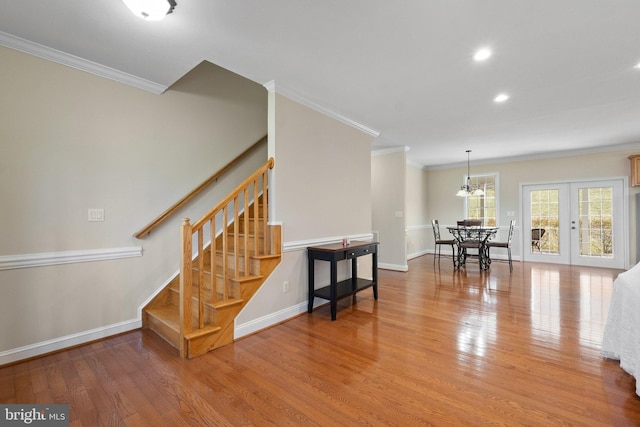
[330, 260, 337, 321]
[307, 254, 314, 313]
[372, 252, 378, 300]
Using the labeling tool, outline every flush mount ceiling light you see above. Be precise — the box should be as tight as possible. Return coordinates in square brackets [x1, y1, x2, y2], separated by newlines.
[494, 93, 510, 103]
[456, 150, 485, 197]
[473, 48, 492, 62]
[122, 0, 176, 21]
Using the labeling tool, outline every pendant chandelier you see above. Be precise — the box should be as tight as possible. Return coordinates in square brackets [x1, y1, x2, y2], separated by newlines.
[456, 150, 485, 197]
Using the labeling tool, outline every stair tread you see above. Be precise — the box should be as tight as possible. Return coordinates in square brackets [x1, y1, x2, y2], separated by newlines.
[146, 306, 179, 330]
[252, 254, 280, 260]
[184, 325, 222, 340]
[214, 298, 244, 309]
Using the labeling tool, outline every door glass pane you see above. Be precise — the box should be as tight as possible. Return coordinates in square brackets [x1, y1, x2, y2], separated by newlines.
[577, 187, 613, 258]
[530, 189, 559, 255]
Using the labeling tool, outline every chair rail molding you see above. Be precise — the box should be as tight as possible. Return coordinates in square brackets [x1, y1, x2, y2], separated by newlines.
[0, 246, 143, 270]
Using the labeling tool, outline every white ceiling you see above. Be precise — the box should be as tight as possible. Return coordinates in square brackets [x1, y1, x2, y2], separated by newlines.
[1, 0, 640, 167]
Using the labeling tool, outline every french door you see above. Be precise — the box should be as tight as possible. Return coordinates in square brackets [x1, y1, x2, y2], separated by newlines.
[522, 179, 626, 269]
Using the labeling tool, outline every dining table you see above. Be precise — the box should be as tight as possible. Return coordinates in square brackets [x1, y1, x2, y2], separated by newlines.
[446, 225, 499, 270]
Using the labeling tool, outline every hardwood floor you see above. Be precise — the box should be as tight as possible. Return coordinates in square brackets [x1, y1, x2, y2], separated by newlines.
[2, 256, 640, 426]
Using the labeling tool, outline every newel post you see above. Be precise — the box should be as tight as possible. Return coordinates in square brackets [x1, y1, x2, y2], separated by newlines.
[179, 218, 193, 358]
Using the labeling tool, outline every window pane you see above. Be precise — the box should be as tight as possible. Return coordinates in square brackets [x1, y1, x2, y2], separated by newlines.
[466, 174, 497, 226]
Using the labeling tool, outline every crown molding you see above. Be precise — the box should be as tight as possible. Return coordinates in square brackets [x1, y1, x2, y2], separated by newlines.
[424, 142, 640, 170]
[263, 80, 380, 138]
[0, 30, 168, 94]
[371, 146, 410, 157]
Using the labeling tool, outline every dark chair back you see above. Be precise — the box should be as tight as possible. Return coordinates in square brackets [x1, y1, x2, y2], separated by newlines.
[506, 220, 516, 243]
[431, 219, 442, 241]
[457, 219, 482, 227]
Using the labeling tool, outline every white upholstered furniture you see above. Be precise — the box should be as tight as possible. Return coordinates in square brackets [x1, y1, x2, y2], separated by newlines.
[602, 262, 640, 395]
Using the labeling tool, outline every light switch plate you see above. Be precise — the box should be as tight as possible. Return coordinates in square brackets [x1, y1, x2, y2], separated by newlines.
[88, 208, 105, 222]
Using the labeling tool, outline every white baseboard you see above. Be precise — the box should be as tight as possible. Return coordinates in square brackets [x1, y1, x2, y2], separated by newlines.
[407, 249, 430, 260]
[235, 301, 311, 339]
[0, 318, 141, 366]
[379, 262, 409, 272]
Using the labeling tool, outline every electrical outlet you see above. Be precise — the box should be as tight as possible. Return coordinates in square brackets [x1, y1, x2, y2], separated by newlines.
[282, 281, 290, 293]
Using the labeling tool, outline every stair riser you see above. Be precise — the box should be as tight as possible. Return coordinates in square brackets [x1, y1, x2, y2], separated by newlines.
[186, 306, 241, 358]
[244, 204, 265, 218]
[166, 290, 217, 326]
[237, 218, 266, 235]
[197, 251, 260, 276]
[217, 235, 265, 252]
[191, 271, 244, 299]
[169, 285, 246, 322]
[146, 313, 180, 349]
[213, 254, 260, 276]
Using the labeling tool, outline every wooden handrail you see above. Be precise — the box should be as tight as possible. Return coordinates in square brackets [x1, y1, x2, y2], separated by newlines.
[133, 135, 267, 239]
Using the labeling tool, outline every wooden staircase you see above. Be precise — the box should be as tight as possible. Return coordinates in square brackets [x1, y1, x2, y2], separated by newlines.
[142, 158, 280, 358]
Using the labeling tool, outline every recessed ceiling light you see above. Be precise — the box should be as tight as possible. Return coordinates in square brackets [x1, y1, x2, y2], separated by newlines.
[634, 62, 640, 69]
[494, 93, 510, 103]
[474, 48, 492, 62]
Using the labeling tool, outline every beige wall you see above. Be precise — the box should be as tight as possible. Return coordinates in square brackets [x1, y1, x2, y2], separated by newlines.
[0, 47, 267, 356]
[235, 93, 375, 329]
[406, 162, 430, 259]
[272, 94, 373, 242]
[371, 149, 408, 270]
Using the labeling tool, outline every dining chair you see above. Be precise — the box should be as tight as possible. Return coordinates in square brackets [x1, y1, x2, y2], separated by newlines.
[455, 219, 483, 270]
[531, 228, 546, 251]
[431, 219, 456, 267]
[486, 220, 515, 272]
[457, 238, 484, 271]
